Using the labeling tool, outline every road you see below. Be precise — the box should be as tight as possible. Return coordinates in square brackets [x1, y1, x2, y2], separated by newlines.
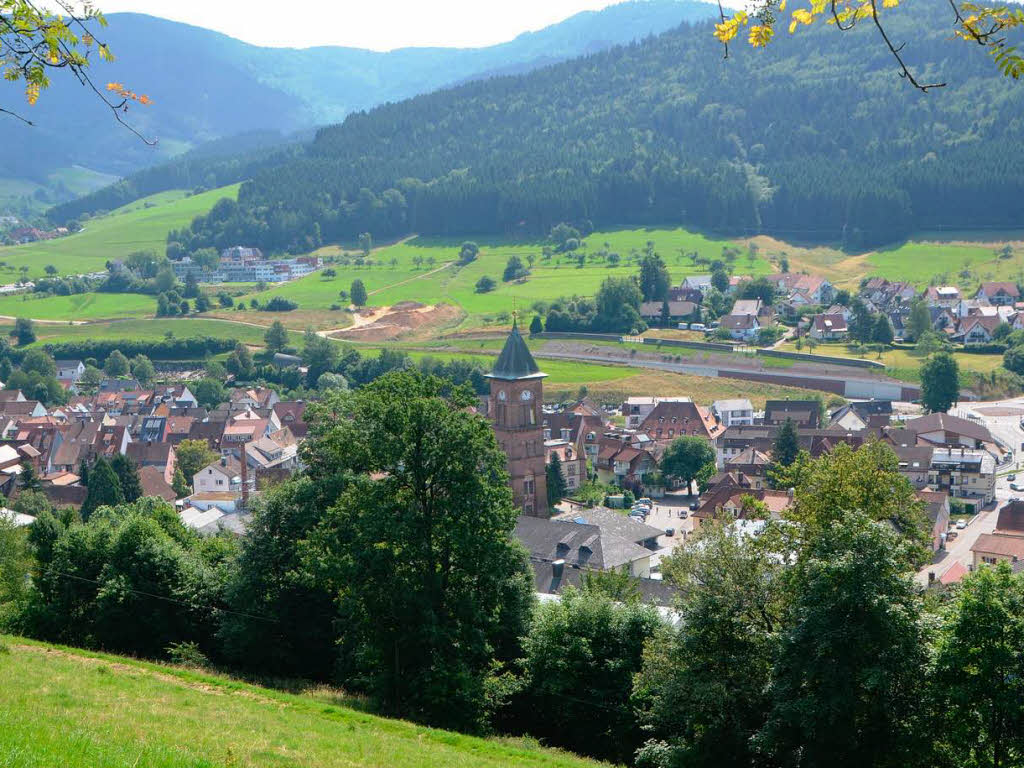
[917, 395, 1024, 585]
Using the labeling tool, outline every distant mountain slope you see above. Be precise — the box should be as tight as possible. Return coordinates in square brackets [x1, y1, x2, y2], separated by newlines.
[0, 0, 719, 201]
[167, 2, 1024, 253]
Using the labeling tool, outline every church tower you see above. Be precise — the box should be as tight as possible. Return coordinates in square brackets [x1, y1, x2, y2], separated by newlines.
[487, 319, 548, 517]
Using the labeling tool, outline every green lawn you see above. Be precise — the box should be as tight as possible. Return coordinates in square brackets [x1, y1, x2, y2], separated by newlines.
[0, 292, 155, 321]
[0, 637, 603, 768]
[0, 184, 241, 278]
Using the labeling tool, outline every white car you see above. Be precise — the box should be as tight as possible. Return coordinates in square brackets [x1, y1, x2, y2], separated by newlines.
[1011, 482, 1024, 492]
[956, 519, 967, 530]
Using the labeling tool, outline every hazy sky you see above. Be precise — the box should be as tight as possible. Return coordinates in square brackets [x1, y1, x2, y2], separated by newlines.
[86, 1, 624, 51]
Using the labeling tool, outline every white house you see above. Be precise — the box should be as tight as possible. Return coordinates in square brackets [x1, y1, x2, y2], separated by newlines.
[924, 286, 960, 308]
[682, 275, 713, 294]
[957, 315, 1002, 346]
[975, 282, 1020, 306]
[55, 360, 86, 383]
[809, 313, 849, 341]
[720, 313, 760, 341]
[712, 399, 755, 427]
[193, 455, 244, 494]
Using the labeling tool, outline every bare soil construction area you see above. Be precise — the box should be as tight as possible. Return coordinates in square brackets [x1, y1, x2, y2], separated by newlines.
[329, 301, 462, 342]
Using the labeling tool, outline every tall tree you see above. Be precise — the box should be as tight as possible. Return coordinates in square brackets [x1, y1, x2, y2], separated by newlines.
[546, 452, 568, 505]
[12, 317, 35, 346]
[514, 586, 664, 764]
[303, 373, 534, 731]
[103, 350, 130, 377]
[18, 461, 41, 492]
[772, 417, 800, 468]
[264, 320, 289, 353]
[110, 454, 143, 503]
[81, 458, 124, 520]
[773, 441, 930, 563]
[932, 562, 1024, 768]
[301, 330, 339, 387]
[225, 342, 254, 380]
[906, 300, 932, 342]
[638, 252, 671, 301]
[921, 351, 960, 414]
[130, 355, 156, 386]
[182, 271, 200, 299]
[660, 436, 715, 495]
[873, 314, 895, 344]
[849, 300, 875, 343]
[758, 508, 929, 767]
[638, 522, 785, 768]
[174, 439, 218, 483]
[350, 278, 367, 306]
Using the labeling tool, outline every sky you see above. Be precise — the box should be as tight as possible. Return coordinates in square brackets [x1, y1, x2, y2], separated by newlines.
[84, 0, 625, 51]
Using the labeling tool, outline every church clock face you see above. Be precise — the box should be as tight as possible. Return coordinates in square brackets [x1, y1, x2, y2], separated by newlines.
[497, 390, 508, 401]
[520, 389, 533, 402]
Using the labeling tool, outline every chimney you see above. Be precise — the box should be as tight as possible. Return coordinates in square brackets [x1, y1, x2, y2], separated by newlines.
[240, 443, 250, 508]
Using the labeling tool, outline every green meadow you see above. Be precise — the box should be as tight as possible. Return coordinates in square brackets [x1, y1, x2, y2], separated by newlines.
[0, 291, 155, 321]
[0, 637, 604, 768]
[0, 184, 240, 278]
[236, 227, 774, 324]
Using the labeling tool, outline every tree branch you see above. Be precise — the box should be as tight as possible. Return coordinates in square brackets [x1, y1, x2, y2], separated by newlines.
[869, 0, 946, 92]
[0, 106, 35, 126]
[716, 0, 730, 59]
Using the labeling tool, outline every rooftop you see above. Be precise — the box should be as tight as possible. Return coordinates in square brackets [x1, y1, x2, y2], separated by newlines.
[488, 320, 546, 381]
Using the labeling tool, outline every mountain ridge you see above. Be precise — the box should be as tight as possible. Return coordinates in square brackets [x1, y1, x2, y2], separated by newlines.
[0, 0, 720, 208]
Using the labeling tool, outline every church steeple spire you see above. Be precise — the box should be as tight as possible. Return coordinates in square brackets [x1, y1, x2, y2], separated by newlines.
[488, 319, 545, 381]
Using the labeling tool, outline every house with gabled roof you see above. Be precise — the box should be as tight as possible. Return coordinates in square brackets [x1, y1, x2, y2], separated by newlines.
[975, 281, 1020, 306]
[639, 400, 724, 443]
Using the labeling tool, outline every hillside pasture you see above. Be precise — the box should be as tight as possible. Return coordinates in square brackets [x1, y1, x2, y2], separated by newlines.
[0, 638, 604, 768]
[232, 228, 774, 326]
[0, 184, 241, 278]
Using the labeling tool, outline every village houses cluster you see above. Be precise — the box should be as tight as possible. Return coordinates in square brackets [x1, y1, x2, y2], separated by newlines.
[480, 323, 1008, 604]
[0, 367, 307, 536]
[647, 266, 1024, 348]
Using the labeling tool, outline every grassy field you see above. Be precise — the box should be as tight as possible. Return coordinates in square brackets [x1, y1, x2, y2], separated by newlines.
[758, 233, 1024, 289]
[776, 340, 1004, 383]
[0, 317, 296, 348]
[0, 291, 155, 321]
[0, 184, 241, 279]
[232, 228, 775, 326]
[0, 637, 603, 768]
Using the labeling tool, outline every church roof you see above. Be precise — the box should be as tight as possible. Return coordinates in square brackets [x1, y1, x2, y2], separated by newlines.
[488, 320, 546, 380]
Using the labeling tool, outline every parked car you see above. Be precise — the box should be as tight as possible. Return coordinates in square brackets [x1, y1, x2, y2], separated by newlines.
[1009, 474, 1017, 481]
[1011, 482, 1024, 492]
[678, 509, 688, 519]
[689, 501, 700, 511]
[689, 323, 706, 331]
[956, 519, 968, 530]
[665, 528, 675, 537]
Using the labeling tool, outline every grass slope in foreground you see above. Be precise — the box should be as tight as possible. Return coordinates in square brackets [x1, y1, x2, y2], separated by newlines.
[0, 637, 604, 768]
[0, 185, 241, 279]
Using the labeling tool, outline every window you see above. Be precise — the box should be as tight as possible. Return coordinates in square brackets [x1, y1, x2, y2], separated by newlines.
[524, 479, 535, 496]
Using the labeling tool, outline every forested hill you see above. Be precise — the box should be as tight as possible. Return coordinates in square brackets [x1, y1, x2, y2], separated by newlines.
[165, 2, 1024, 255]
[2, 0, 718, 203]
